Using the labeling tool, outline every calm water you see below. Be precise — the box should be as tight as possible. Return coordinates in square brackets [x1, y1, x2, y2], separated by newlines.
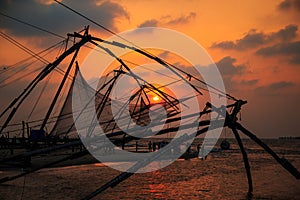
[1, 139, 300, 199]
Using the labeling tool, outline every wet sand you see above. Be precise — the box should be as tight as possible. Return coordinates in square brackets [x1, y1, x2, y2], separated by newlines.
[1, 139, 300, 199]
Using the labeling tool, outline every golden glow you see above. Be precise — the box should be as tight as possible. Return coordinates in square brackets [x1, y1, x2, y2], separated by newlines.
[152, 96, 160, 102]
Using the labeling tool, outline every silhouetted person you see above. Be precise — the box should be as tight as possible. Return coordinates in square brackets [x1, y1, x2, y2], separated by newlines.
[135, 141, 138, 152]
[148, 141, 152, 152]
[197, 143, 201, 152]
[153, 142, 156, 151]
[0, 135, 5, 149]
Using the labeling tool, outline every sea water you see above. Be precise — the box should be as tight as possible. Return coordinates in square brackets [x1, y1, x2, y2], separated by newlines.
[1, 139, 300, 199]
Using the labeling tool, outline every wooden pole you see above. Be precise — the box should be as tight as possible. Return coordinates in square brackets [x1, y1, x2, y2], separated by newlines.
[0, 32, 90, 134]
[236, 122, 300, 179]
[22, 121, 25, 142]
[40, 47, 81, 132]
[231, 127, 253, 195]
[26, 122, 30, 138]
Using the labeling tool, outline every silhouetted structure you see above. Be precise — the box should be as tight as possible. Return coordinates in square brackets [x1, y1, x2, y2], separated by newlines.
[0, 19, 299, 200]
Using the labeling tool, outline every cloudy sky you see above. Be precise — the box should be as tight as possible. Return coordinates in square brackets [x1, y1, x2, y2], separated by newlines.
[0, 0, 299, 138]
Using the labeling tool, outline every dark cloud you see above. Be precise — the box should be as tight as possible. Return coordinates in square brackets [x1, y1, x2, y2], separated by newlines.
[255, 81, 295, 96]
[269, 81, 294, 90]
[255, 41, 300, 64]
[157, 51, 170, 59]
[211, 25, 298, 50]
[256, 41, 300, 56]
[269, 24, 298, 42]
[138, 19, 159, 28]
[278, 0, 300, 11]
[137, 12, 196, 28]
[0, 0, 129, 38]
[214, 56, 246, 92]
[211, 29, 265, 50]
[166, 12, 196, 26]
[216, 56, 246, 76]
[240, 79, 259, 86]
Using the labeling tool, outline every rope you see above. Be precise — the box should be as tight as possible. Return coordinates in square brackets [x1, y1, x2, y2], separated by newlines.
[20, 175, 26, 200]
[0, 11, 65, 39]
[53, 0, 119, 39]
[53, 0, 237, 101]
[0, 40, 65, 76]
[0, 41, 66, 87]
[0, 31, 48, 64]
[27, 72, 53, 121]
[1, 1, 236, 101]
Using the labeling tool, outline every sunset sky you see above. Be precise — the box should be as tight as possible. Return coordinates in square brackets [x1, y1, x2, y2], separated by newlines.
[0, 0, 299, 138]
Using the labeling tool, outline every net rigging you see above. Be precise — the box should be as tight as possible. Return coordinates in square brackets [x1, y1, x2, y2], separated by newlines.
[0, 3, 298, 199]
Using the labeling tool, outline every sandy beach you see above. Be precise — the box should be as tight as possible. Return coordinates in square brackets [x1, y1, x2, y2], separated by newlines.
[0, 139, 299, 200]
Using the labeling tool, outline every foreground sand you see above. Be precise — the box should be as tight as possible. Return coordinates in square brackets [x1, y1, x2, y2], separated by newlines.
[1, 145, 300, 199]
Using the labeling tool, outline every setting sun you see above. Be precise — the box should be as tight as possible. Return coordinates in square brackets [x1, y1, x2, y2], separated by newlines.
[152, 96, 160, 102]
